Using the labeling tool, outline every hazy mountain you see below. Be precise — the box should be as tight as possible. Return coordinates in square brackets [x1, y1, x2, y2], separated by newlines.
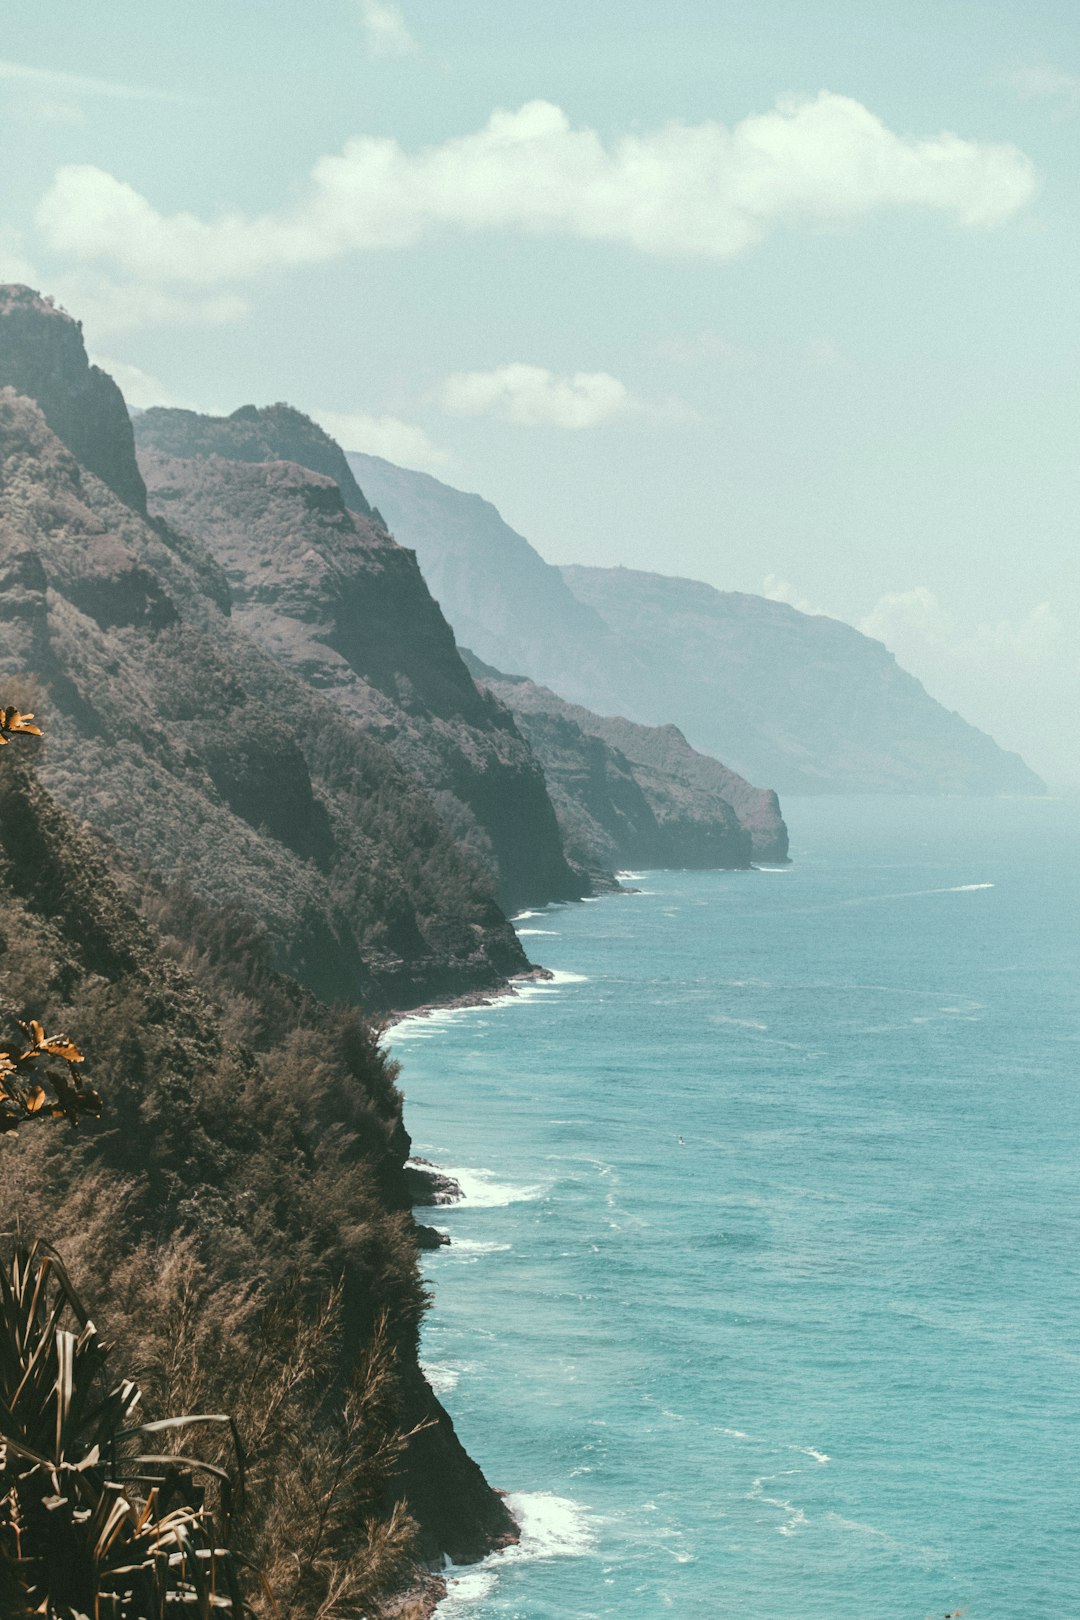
[345, 451, 629, 709]
[462, 650, 789, 873]
[137, 408, 585, 911]
[562, 567, 1044, 795]
[348, 452, 1043, 797]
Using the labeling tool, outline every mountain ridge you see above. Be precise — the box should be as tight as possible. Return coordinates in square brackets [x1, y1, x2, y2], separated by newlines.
[0, 291, 540, 1011]
[135, 407, 586, 912]
[346, 450, 1043, 797]
[462, 649, 789, 871]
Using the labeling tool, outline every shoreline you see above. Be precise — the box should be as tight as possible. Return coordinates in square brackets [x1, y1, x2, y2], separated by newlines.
[385, 963, 555, 1029]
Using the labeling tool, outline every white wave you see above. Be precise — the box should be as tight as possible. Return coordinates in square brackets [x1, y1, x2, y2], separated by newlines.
[516, 928, 559, 936]
[615, 869, 647, 880]
[504, 1492, 596, 1559]
[435, 1564, 499, 1615]
[444, 1237, 512, 1255]
[437, 1165, 545, 1208]
[436, 1493, 595, 1616]
[389, 1007, 470, 1043]
[793, 1445, 830, 1465]
[748, 1473, 807, 1537]
[756, 866, 790, 873]
[512, 908, 542, 920]
[851, 881, 995, 905]
[547, 968, 589, 984]
[421, 1360, 472, 1396]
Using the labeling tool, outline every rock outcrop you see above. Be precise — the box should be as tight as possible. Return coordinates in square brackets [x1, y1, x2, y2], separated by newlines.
[0, 284, 147, 514]
[0, 292, 535, 1010]
[135, 408, 585, 913]
[464, 652, 789, 872]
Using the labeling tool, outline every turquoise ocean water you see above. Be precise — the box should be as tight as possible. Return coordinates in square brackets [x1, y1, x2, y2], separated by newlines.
[389, 796, 1080, 1619]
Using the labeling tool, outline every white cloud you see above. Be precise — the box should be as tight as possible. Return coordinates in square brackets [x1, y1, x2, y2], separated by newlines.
[0, 57, 180, 103]
[358, 0, 416, 58]
[762, 574, 827, 616]
[1006, 63, 1080, 108]
[89, 355, 192, 410]
[49, 272, 248, 340]
[437, 364, 634, 428]
[311, 407, 450, 474]
[860, 587, 1065, 670]
[33, 92, 1036, 301]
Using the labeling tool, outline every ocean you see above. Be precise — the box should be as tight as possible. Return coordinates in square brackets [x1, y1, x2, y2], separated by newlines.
[389, 795, 1080, 1619]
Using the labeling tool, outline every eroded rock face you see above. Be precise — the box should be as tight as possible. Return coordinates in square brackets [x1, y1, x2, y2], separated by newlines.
[0, 756, 518, 1575]
[137, 401, 376, 519]
[0, 296, 531, 1010]
[135, 411, 586, 911]
[463, 652, 789, 872]
[0, 285, 147, 514]
[561, 566, 1046, 797]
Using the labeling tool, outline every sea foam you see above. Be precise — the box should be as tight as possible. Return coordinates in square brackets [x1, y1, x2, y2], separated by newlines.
[437, 1165, 546, 1208]
[436, 1493, 596, 1616]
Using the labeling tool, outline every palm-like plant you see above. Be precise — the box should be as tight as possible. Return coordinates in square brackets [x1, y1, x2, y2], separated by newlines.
[0, 1239, 249, 1617]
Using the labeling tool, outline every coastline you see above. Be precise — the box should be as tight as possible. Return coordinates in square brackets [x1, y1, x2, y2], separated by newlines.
[387, 962, 560, 1613]
[387, 942, 580, 1614]
[385, 963, 555, 1029]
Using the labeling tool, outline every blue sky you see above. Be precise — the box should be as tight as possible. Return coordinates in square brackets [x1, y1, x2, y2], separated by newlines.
[2, 1, 1079, 782]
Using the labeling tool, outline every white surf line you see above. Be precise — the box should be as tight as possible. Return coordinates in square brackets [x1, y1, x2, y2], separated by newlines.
[435, 1492, 597, 1616]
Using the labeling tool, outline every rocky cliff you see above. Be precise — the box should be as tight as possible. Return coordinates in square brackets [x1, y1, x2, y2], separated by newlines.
[135, 408, 584, 912]
[0, 290, 535, 1010]
[346, 450, 1044, 797]
[0, 284, 147, 514]
[463, 652, 788, 872]
[0, 749, 517, 1594]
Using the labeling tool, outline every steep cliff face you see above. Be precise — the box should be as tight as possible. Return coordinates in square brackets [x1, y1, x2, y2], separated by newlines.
[134, 408, 584, 911]
[0, 753, 518, 1582]
[345, 450, 616, 688]
[0, 284, 147, 514]
[138, 401, 376, 519]
[464, 652, 788, 871]
[0, 291, 533, 1010]
[346, 450, 1044, 797]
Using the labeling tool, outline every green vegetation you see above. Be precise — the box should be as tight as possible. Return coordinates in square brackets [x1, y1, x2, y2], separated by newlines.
[0, 712, 507, 1614]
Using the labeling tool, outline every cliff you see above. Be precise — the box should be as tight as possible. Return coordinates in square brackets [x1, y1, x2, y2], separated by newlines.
[0, 750, 517, 1592]
[0, 290, 534, 1010]
[346, 451, 1044, 797]
[135, 408, 584, 912]
[0, 284, 147, 514]
[463, 652, 789, 871]
[137, 401, 376, 520]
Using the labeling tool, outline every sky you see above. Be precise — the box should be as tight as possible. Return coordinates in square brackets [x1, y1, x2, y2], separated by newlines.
[1, 1, 1079, 785]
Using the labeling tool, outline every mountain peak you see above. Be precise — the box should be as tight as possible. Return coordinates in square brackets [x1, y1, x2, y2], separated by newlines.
[135, 402, 376, 520]
[0, 283, 147, 515]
